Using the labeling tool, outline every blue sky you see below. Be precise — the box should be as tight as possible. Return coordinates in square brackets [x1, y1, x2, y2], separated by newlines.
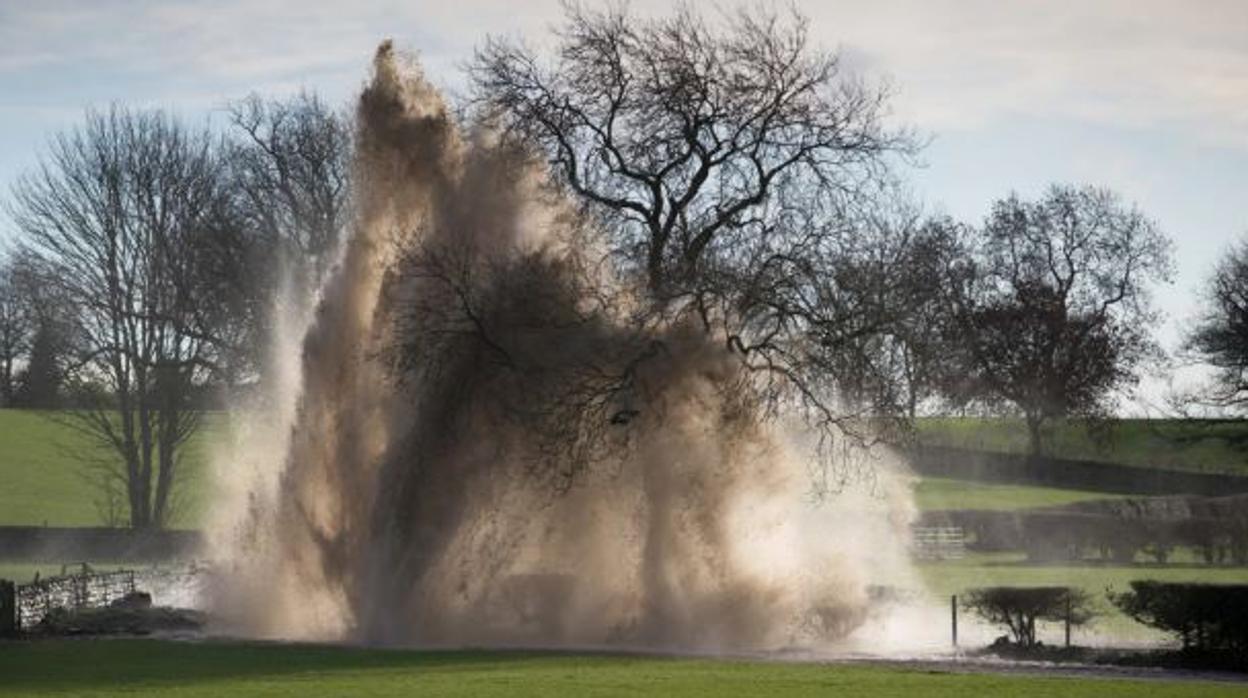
[2, 0, 1246, 408]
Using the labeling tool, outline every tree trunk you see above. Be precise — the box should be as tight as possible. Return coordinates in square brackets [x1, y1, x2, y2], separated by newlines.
[1025, 413, 1047, 456]
[152, 367, 183, 528]
[0, 356, 12, 406]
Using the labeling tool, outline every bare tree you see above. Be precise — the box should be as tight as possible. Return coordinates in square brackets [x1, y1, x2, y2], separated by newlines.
[814, 209, 972, 422]
[4, 250, 82, 409]
[470, 4, 914, 483]
[214, 92, 354, 392]
[8, 106, 232, 528]
[947, 185, 1173, 454]
[226, 91, 353, 287]
[963, 586, 1096, 648]
[1187, 236, 1248, 408]
[0, 255, 33, 406]
[893, 217, 976, 418]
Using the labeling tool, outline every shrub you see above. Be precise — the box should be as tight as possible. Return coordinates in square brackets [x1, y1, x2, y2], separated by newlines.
[962, 586, 1096, 647]
[1175, 518, 1228, 564]
[1110, 581, 1248, 655]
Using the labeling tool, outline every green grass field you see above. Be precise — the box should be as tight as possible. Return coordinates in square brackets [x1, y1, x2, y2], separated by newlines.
[0, 409, 217, 528]
[5, 409, 1248, 665]
[0, 410, 1171, 529]
[919, 552, 1248, 639]
[912, 477, 1122, 511]
[9, 411, 1244, 528]
[918, 417, 1248, 475]
[0, 640, 1238, 697]
[920, 553, 1248, 599]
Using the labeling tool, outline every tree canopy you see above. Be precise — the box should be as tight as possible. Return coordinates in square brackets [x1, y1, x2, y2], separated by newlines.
[471, 4, 920, 474]
[1187, 237, 1248, 409]
[948, 185, 1173, 453]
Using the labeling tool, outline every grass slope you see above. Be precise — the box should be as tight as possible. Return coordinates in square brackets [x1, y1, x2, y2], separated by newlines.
[0, 410, 1170, 528]
[921, 553, 1248, 599]
[920, 552, 1248, 639]
[919, 418, 1248, 475]
[0, 640, 1239, 698]
[7, 411, 1239, 528]
[913, 477, 1122, 512]
[0, 409, 217, 528]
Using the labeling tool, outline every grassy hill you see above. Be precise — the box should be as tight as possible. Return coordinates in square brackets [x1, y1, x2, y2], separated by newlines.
[4, 409, 1248, 648]
[912, 477, 1125, 512]
[0, 641, 1238, 697]
[0, 409, 218, 529]
[918, 418, 1248, 475]
[3, 411, 1248, 528]
[0, 410, 1138, 529]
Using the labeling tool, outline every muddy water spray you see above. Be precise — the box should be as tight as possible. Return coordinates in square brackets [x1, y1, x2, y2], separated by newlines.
[208, 43, 920, 651]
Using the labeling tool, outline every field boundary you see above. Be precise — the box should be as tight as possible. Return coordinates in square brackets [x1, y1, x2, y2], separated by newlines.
[0, 527, 202, 563]
[909, 446, 1248, 496]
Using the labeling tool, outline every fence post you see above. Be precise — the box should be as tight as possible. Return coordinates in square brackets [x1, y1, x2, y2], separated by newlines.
[1064, 595, 1071, 648]
[951, 594, 958, 648]
[0, 580, 16, 638]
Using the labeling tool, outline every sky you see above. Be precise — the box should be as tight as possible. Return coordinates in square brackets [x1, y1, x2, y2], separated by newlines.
[1, 0, 1246, 410]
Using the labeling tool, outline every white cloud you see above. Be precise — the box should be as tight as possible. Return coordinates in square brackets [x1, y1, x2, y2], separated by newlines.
[4, 1, 1243, 149]
[802, 0, 1248, 149]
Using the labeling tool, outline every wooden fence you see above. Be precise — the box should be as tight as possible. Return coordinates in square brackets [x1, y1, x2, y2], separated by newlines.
[912, 526, 966, 560]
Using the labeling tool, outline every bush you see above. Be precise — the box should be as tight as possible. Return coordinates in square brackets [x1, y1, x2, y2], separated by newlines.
[962, 586, 1096, 647]
[1175, 518, 1229, 564]
[1110, 581, 1248, 656]
[938, 498, 1248, 564]
[1020, 512, 1145, 563]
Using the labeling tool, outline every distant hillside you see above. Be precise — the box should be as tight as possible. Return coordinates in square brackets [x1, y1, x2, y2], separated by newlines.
[4, 410, 1248, 528]
[912, 477, 1124, 512]
[0, 409, 217, 529]
[918, 418, 1248, 476]
[909, 444, 1248, 497]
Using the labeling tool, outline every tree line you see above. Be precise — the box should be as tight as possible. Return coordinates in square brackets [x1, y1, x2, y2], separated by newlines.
[0, 94, 351, 528]
[0, 4, 1242, 528]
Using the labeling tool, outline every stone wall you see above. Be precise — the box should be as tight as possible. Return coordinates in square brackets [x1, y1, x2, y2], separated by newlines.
[15, 569, 136, 629]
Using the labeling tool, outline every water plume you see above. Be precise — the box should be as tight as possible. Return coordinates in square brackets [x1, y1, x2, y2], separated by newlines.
[208, 42, 919, 652]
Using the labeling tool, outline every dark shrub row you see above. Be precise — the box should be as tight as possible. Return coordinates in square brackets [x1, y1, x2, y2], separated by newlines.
[1019, 512, 1248, 564]
[965, 583, 1248, 669]
[1110, 581, 1248, 659]
[920, 495, 1248, 564]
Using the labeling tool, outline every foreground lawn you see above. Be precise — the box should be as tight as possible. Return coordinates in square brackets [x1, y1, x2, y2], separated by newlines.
[0, 640, 1239, 697]
[0, 409, 219, 528]
[913, 477, 1122, 511]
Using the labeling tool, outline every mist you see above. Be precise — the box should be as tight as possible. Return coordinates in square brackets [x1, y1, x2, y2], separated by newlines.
[204, 42, 919, 653]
